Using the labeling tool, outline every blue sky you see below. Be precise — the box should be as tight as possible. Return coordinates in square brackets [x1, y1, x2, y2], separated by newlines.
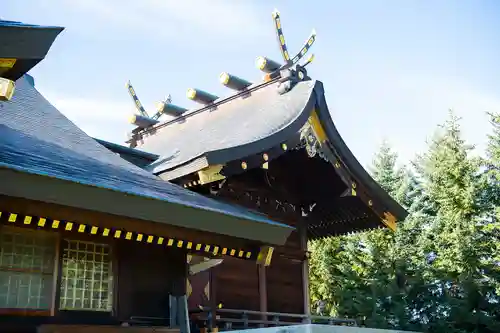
[4, 0, 500, 167]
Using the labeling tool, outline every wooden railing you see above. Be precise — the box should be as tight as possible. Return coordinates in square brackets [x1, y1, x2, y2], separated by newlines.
[198, 308, 357, 331]
[38, 325, 179, 333]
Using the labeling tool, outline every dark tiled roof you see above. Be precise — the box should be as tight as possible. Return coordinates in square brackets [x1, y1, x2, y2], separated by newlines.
[0, 76, 293, 245]
[0, 20, 57, 28]
[132, 78, 408, 230]
[136, 80, 317, 176]
[94, 138, 158, 168]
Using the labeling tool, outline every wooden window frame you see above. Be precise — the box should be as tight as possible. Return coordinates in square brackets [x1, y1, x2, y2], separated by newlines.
[57, 237, 116, 313]
[0, 226, 120, 318]
[0, 226, 58, 316]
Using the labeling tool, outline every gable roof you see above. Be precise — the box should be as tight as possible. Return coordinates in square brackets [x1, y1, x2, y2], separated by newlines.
[137, 80, 317, 176]
[129, 77, 408, 234]
[0, 76, 293, 245]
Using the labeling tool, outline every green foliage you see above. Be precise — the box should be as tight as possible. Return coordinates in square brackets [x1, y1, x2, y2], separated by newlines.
[309, 111, 500, 333]
[482, 112, 500, 222]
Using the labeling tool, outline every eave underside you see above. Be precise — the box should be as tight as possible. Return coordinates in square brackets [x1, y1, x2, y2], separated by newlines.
[182, 148, 388, 239]
[0, 24, 63, 80]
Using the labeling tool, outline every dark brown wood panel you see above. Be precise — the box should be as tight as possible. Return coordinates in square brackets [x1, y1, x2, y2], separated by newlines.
[266, 255, 303, 314]
[283, 230, 301, 249]
[215, 258, 259, 311]
[115, 240, 186, 322]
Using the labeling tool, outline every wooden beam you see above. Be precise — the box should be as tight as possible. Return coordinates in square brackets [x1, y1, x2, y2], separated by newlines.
[299, 222, 311, 316]
[0, 195, 259, 251]
[209, 267, 218, 332]
[50, 234, 62, 317]
[258, 265, 268, 326]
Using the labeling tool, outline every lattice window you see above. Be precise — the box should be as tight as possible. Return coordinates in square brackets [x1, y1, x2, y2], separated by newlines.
[0, 227, 56, 310]
[59, 240, 113, 311]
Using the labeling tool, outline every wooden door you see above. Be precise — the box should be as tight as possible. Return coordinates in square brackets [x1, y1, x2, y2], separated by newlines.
[116, 241, 186, 322]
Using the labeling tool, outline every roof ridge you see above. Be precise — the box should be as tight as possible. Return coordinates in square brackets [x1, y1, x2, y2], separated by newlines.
[130, 77, 281, 138]
[127, 9, 317, 142]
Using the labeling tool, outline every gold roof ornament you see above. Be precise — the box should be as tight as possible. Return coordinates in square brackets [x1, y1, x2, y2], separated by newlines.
[0, 77, 15, 101]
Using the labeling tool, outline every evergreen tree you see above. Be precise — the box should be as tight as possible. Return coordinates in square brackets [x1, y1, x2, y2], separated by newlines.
[309, 111, 500, 332]
[310, 142, 423, 330]
[369, 140, 402, 195]
[477, 112, 500, 325]
[411, 111, 490, 332]
[483, 112, 500, 221]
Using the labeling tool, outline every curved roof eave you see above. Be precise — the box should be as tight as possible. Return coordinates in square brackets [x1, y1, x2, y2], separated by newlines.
[313, 81, 409, 222]
[204, 84, 318, 165]
[146, 80, 319, 178]
[153, 79, 408, 224]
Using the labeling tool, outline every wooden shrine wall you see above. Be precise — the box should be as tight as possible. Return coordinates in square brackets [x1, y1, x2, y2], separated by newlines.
[115, 241, 187, 322]
[0, 224, 187, 332]
[208, 230, 305, 315]
[267, 230, 304, 314]
[266, 255, 304, 314]
[215, 257, 260, 311]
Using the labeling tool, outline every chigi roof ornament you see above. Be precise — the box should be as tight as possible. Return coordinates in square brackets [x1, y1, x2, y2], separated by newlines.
[125, 8, 317, 133]
[120, 8, 408, 239]
[257, 9, 316, 94]
[127, 81, 188, 129]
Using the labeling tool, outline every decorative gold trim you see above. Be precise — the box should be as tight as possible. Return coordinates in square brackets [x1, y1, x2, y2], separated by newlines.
[256, 246, 274, 266]
[0, 78, 15, 101]
[197, 164, 226, 185]
[382, 212, 397, 231]
[0, 58, 16, 68]
[307, 110, 327, 142]
[1, 210, 257, 260]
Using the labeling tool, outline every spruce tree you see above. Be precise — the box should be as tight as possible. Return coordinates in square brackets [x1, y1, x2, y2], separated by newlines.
[413, 111, 498, 332]
[483, 112, 500, 221]
[369, 140, 402, 195]
[477, 112, 500, 326]
[309, 112, 500, 332]
[310, 142, 421, 330]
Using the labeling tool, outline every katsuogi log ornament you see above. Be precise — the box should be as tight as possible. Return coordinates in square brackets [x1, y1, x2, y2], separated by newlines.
[186, 88, 219, 105]
[219, 72, 252, 91]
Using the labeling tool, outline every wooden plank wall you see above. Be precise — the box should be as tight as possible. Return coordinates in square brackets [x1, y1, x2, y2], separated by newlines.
[115, 241, 186, 322]
[266, 229, 304, 314]
[212, 230, 305, 315]
[214, 257, 260, 311]
[266, 255, 304, 314]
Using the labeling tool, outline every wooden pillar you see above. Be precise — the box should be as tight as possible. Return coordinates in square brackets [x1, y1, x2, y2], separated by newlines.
[299, 223, 311, 316]
[209, 267, 218, 332]
[50, 234, 62, 316]
[258, 264, 268, 325]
